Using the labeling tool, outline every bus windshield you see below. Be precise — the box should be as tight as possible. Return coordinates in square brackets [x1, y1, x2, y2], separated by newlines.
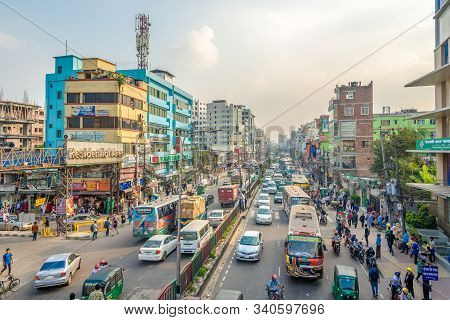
[181, 231, 198, 241]
[287, 240, 319, 258]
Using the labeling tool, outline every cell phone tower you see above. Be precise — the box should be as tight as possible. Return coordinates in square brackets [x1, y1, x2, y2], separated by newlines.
[136, 14, 150, 70]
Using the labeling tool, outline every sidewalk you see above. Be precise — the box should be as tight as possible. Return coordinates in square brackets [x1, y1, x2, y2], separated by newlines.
[325, 206, 450, 300]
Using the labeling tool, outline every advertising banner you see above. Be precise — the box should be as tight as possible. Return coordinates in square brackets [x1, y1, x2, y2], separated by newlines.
[71, 106, 95, 116]
[72, 178, 111, 192]
[67, 141, 124, 166]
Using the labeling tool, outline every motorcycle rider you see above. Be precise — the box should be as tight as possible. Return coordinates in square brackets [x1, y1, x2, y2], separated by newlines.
[390, 271, 402, 300]
[331, 231, 341, 250]
[266, 274, 283, 299]
[366, 246, 375, 266]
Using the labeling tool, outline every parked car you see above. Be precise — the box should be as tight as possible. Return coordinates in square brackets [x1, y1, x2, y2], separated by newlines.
[207, 209, 228, 227]
[0, 215, 33, 231]
[256, 193, 270, 207]
[34, 253, 81, 288]
[274, 192, 283, 203]
[236, 231, 263, 261]
[202, 194, 215, 207]
[138, 235, 177, 261]
[256, 205, 272, 225]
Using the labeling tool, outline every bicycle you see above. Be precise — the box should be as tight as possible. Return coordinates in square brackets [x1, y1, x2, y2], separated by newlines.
[0, 275, 21, 298]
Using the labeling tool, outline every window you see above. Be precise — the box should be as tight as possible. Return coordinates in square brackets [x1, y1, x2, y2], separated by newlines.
[361, 106, 369, 115]
[174, 98, 189, 110]
[394, 120, 398, 125]
[67, 93, 79, 103]
[430, 119, 436, 125]
[49, 124, 53, 128]
[57, 66, 62, 74]
[340, 121, 356, 136]
[381, 120, 390, 126]
[149, 104, 168, 118]
[346, 91, 355, 100]
[362, 140, 370, 148]
[174, 113, 189, 123]
[333, 122, 339, 137]
[57, 111, 62, 119]
[344, 107, 354, 116]
[57, 130, 62, 138]
[57, 91, 62, 99]
[430, 131, 437, 138]
[49, 105, 53, 110]
[82, 117, 118, 129]
[341, 156, 356, 169]
[149, 86, 168, 101]
[83, 92, 118, 103]
[418, 119, 425, 125]
[442, 40, 448, 66]
[120, 94, 143, 109]
[342, 140, 356, 152]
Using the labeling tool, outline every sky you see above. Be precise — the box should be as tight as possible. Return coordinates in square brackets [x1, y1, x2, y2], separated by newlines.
[0, 0, 436, 135]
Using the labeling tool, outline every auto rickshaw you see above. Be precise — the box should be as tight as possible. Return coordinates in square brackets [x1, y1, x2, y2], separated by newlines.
[319, 187, 328, 198]
[332, 265, 359, 300]
[81, 266, 124, 300]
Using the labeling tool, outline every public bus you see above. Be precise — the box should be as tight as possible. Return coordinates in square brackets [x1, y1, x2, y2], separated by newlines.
[180, 196, 206, 227]
[291, 174, 311, 192]
[282, 186, 311, 214]
[285, 204, 324, 279]
[133, 195, 186, 238]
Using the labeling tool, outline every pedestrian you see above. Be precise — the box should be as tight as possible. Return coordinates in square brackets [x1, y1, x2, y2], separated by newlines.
[44, 216, 50, 228]
[91, 221, 98, 240]
[1, 248, 13, 276]
[386, 227, 395, 256]
[120, 214, 126, 228]
[359, 214, 365, 228]
[112, 216, 119, 235]
[367, 212, 374, 228]
[422, 278, 431, 300]
[347, 210, 353, 227]
[375, 233, 382, 259]
[368, 265, 380, 297]
[352, 211, 358, 229]
[429, 237, 436, 262]
[364, 224, 370, 246]
[416, 259, 424, 280]
[103, 218, 111, 237]
[404, 267, 415, 298]
[128, 210, 133, 224]
[411, 239, 419, 264]
[88, 283, 105, 300]
[31, 221, 39, 241]
[400, 231, 410, 254]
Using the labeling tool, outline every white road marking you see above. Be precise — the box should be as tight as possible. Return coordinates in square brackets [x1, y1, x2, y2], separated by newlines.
[325, 274, 329, 280]
[275, 211, 280, 220]
[225, 269, 229, 275]
[219, 282, 223, 287]
[277, 224, 280, 229]
[277, 240, 280, 247]
[222, 276, 226, 282]
[380, 293, 385, 299]
[278, 266, 281, 276]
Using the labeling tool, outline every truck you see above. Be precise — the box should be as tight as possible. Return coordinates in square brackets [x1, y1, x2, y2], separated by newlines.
[230, 174, 241, 185]
[180, 196, 206, 227]
[218, 185, 239, 207]
[285, 204, 324, 279]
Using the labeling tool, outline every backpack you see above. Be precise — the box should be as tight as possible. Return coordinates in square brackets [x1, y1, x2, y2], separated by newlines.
[90, 224, 95, 232]
[369, 268, 379, 282]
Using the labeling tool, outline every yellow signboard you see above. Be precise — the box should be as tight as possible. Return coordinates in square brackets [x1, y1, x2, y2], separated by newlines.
[35, 198, 46, 206]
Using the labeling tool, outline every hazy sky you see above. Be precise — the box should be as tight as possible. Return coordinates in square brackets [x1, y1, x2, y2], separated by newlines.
[0, 0, 436, 133]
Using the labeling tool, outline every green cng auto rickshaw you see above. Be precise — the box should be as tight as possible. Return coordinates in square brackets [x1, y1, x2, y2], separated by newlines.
[319, 188, 328, 198]
[81, 266, 124, 300]
[332, 265, 359, 300]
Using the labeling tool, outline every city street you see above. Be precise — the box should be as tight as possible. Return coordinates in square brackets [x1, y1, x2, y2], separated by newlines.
[212, 188, 450, 300]
[0, 177, 225, 300]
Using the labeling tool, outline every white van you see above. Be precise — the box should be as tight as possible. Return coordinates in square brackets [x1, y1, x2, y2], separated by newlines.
[180, 220, 213, 254]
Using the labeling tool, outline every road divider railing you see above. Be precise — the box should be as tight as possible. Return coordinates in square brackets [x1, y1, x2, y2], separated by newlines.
[158, 179, 260, 300]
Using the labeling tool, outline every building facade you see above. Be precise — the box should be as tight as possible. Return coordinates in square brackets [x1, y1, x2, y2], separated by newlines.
[242, 107, 256, 159]
[192, 98, 208, 150]
[329, 81, 373, 179]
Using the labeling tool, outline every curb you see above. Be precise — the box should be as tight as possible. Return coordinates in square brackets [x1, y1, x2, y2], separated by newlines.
[0, 233, 33, 238]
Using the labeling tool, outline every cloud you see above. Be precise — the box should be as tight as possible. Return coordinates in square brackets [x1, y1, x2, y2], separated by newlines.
[0, 31, 20, 48]
[187, 25, 219, 68]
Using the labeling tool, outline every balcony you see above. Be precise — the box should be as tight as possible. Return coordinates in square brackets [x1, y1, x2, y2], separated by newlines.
[149, 114, 170, 127]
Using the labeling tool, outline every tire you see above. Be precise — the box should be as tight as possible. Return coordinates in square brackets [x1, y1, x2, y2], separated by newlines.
[66, 274, 72, 286]
[161, 252, 167, 261]
[77, 260, 81, 270]
[8, 278, 20, 292]
[12, 226, 19, 231]
[358, 254, 365, 265]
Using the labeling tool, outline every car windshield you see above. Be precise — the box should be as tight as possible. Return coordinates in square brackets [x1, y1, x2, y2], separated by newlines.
[40, 261, 65, 270]
[259, 195, 269, 201]
[287, 240, 318, 258]
[276, 192, 282, 197]
[258, 208, 271, 215]
[240, 236, 259, 246]
[143, 240, 162, 248]
[209, 211, 223, 218]
[268, 183, 276, 188]
[181, 231, 198, 241]
[338, 277, 356, 291]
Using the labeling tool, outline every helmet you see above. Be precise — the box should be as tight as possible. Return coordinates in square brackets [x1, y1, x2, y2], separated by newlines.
[406, 267, 412, 272]
[95, 264, 100, 269]
[272, 274, 278, 281]
[402, 287, 409, 294]
[395, 271, 400, 277]
[100, 259, 107, 266]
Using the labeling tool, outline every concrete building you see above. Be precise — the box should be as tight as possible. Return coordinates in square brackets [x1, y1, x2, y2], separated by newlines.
[373, 107, 436, 140]
[192, 98, 208, 150]
[329, 81, 373, 179]
[1, 100, 45, 148]
[405, 0, 450, 235]
[242, 107, 256, 158]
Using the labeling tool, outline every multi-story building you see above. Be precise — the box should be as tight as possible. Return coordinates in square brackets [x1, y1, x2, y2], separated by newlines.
[255, 128, 266, 160]
[329, 81, 373, 179]
[373, 107, 436, 140]
[0, 100, 45, 148]
[405, 0, 450, 235]
[242, 107, 256, 159]
[192, 98, 208, 150]
[207, 100, 244, 163]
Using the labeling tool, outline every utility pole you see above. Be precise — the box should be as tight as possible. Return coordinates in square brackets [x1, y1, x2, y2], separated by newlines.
[379, 130, 391, 221]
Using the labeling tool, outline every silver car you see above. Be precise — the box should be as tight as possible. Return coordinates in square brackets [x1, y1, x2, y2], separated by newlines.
[207, 209, 228, 227]
[34, 253, 81, 288]
[256, 193, 270, 207]
[0, 215, 32, 231]
[236, 231, 263, 261]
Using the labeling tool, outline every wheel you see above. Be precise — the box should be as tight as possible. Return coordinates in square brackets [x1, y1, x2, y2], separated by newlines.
[358, 254, 365, 264]
[8, 278, 20, 292]
[66, 274, 72, 286]
[12, 226, 19, 231]
[77, 260, 81, 270]
[161, 252, 167, 261]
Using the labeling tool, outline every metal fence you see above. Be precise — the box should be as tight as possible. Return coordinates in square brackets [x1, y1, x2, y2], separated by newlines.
[157, 179, 260, 299]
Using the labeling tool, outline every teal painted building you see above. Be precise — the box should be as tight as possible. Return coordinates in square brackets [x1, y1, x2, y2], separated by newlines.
[373, 108, 436, 140]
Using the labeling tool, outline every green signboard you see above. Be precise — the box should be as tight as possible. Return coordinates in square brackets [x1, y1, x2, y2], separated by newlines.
[416, 138, 450, 151]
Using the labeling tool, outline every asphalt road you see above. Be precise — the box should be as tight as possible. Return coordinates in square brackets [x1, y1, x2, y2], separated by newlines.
[213, 188, 389, 300]
[0, 177, 225, 300]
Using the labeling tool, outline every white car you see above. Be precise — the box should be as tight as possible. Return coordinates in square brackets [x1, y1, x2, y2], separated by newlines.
[236, 231, 263, 261]
[257, 193, 270, 207]
[208, 209, 228, 227]
[267, 182, 277, 194]
[138, 235, 177, 261]
[256, 205, 273, 225]
[34, 253, 81, 288]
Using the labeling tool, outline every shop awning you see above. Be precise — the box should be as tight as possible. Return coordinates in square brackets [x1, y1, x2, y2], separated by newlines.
[407, 106, 450, 120]
[405, 64, 450, 87]
[406, 183, 450, 198]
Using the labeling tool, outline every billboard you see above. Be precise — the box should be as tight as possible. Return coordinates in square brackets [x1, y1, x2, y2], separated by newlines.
[321, 116, 329, 133]
[71, 106, 95, 116]
[67, 141, 124, 166]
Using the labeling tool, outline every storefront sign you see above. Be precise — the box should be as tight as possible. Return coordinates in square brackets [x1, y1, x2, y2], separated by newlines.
[96, 109, 110, 117]
[68, 131, 105, 142]
[149, 154, 190, 163]
[71, 106, 95, 116]
[416, 138, 450, 151]
[72, 178, 111, 192]
[67, 142, 124, 166]
[35, 198, 46, 207]
[120, 181, 133, 191]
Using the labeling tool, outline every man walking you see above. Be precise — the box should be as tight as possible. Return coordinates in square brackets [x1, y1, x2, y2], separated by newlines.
[1, 248, 13, 275]
[31, 221, 39, 241]
[364, 224, 370, 246]
[104, 218, 111, 237]
[375, 233, 382, 259]
[416, 259, 425, 280]
[368, 265, 380, 297]
[386, 227, 395, 256]
[411, 239, 419, 264]
[422, 278, 431, 300]
[91, 221, 98, 240]
[352, 211, 358, 229]
[404, 268, 415, 298]
[359, 214, 365, 229]
[400, 231, 410, 254]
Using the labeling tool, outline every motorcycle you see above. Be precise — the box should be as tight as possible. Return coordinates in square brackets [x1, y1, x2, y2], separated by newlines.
[349, 243, 365, 264]
[266, 286, 285, 300]
[388, 283, 402, 300]
[333, 239, 341, 257]
[366, 255, 376, 268]
[320, 213, 328, 226]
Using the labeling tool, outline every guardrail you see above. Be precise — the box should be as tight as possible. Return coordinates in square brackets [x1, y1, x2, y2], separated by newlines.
[157, 179, 260, 299]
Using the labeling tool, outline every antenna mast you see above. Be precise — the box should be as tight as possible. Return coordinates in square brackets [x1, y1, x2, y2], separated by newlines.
[135, 13, 150, 70]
